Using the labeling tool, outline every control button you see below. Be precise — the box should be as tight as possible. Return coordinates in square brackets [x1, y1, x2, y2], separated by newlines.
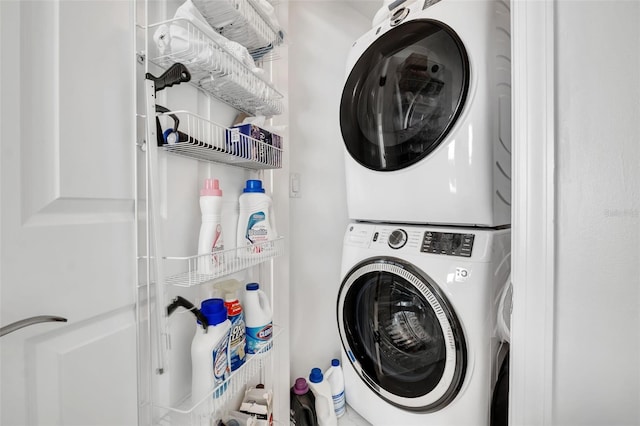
[373, 232, 379, 242]
[388, 229, 408, 249]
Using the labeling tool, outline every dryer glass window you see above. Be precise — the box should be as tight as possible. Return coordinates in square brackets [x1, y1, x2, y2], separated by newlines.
[340, 20, 469, 171]
[343, 270, 447, 398]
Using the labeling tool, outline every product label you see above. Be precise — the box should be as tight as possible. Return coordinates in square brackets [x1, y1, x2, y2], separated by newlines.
[211, 329, 230, 398]
[246, 322, 273, 354]
[244, 211, 269, 253]
[211, 224, 224, 265]
[226, 310, 246, 371]
[332, 390, 346, 417]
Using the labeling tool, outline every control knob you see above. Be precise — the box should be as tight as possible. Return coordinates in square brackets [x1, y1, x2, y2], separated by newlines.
[388, 229, 408, 249]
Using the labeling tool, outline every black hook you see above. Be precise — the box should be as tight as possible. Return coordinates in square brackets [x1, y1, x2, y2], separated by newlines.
[166, 296, 208, 330]
[146, 63, 191, 93]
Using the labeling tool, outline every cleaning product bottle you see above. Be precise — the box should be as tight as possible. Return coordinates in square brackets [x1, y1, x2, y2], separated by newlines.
[197, 178, 224, 275]
[324, 359, 346, 418]
[290, 377, 319, 426]
[308, 368, 337, 426]
[236, 179, 277, 258]
[243, 282, 273, 354]
[215, 279, 246, 371]
[190, 298, 231, 403]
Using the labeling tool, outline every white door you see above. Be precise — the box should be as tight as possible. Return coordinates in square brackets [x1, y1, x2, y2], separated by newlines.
[0, 1, 137, 425]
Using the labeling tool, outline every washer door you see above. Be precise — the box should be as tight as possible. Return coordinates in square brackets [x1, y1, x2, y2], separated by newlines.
[337, 257, 467, 412]
[340, 19, 469, 172]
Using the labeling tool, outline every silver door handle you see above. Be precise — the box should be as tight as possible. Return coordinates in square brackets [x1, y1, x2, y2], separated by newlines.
[0, 316, 68, 337]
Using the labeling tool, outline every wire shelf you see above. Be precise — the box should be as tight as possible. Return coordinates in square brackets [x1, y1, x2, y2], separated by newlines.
[157, 110, 282, 169]
[148, 18, 283, 116]
[163, 237, 284, 287]
[192, 0, 284, 60]
[155, 325, 281, 426]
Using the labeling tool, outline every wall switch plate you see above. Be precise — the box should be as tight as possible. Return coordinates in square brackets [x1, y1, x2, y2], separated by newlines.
[290, 173, 301, 198]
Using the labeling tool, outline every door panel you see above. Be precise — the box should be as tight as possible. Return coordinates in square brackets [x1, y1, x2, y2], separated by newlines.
[1, 1, 137, 424]
[27, 309, 137, 425]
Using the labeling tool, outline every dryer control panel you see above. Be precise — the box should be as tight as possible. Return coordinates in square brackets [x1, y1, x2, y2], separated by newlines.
[421, 231, 475, 257]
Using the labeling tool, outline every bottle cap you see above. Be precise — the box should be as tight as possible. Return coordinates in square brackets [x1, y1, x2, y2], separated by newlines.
[246, 282, 260, 291]
[199, 298, 227, 326]
[201, 178, 222, 196]
[293, 377, 310, 395]
[331, 359, 340, 367]
[243, 179, 265, 193]
[309, 367, 323, 384]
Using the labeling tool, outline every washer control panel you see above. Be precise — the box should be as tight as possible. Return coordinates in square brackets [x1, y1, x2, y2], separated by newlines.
[421, 231, 475, 257]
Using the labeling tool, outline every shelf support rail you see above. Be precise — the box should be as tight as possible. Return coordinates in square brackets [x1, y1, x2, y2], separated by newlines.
[143, 63, 192, 377]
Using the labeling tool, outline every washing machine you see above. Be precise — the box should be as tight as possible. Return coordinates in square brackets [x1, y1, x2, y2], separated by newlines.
[340, 0, 511, 227]
[336, 222, 510, 425]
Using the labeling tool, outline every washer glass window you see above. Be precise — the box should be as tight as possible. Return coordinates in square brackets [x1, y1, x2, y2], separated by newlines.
[340, 20, 469, 171]
[338, 259, 466, 411]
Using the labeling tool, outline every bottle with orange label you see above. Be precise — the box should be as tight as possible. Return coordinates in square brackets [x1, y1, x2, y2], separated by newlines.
[216, 279, 247, 371]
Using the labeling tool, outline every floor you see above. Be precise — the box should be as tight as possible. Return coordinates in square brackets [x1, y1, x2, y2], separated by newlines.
[339, 405, 371, 426]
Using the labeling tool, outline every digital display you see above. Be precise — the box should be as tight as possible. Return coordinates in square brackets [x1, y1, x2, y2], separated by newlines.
[430, 233, 461, 252]
[421, 232, 474, 257]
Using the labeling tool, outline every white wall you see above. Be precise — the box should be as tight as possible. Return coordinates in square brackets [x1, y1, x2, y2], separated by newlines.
[553, 1, 640, 424]
[287, 2, 370, 381]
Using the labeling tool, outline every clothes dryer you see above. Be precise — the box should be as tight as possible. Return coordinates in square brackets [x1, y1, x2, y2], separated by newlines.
[337, 222, 510, 425]
[340, 0, 511, 227]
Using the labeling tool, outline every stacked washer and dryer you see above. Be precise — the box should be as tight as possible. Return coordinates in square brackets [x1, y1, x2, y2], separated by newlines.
[336, 0, 512, 425]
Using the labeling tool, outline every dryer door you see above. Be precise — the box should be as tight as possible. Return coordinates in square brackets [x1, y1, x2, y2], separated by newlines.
[340, 19, 469, 172]
[337, 257, 466, 411]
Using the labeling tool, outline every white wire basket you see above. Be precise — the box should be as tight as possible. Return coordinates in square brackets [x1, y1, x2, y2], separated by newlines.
[148, 18, 283, 116]
[155, 325, 281, 426]
[163, 237, 285, 287]
[191, 0, 284, 60]
[157, 110, 283, 169]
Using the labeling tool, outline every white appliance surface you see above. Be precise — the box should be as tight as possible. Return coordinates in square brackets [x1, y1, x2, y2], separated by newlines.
[341, 0, 511, 227]
[337, 222, 510, 425]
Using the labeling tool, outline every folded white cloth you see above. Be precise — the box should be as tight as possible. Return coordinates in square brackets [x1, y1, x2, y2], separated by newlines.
[153, 0, 259, 72]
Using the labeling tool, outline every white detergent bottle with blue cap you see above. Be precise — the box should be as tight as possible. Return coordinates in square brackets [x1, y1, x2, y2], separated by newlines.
[236, 179, 277, 258]
[308, 368, 337, 426]
[191, 298, 231, 405]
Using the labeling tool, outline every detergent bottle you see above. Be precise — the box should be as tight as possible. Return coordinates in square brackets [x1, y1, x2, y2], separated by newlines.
[197, 178, 224, 274]
[190, 298, 231, 402]
[291, 377, 319, 426]
[308, 368, 337, 426]
[236, 180, 277, 258]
